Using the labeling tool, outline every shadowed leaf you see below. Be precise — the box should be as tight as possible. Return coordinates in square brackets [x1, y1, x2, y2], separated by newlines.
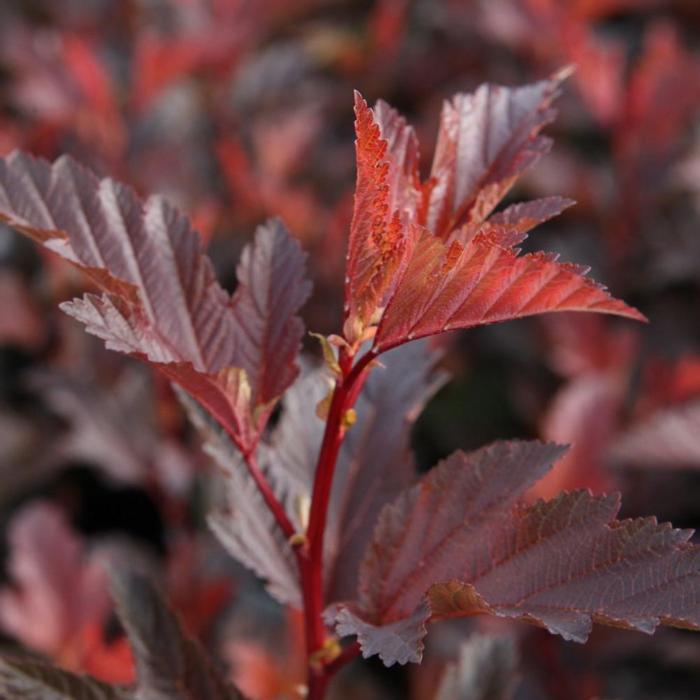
[111, 571, 247, 700]
[0, 657, 129, 700]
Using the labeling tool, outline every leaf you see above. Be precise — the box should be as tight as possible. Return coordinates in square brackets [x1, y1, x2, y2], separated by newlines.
[422, 71, 568, 238]
[177, 391, 301, 608]
[344, 93, 420, 342]
[325, 340, 448, 602]
[487, 196, 575, 243]
[111, 571, 247, 700]
[326, 440, 700, 665]
[608, 400, 700, 470]
[0, 501, 111, 659]
[0, 657, 129, 700]
[373, 231, 644, 353]
[0, 152, 310, 452]
[434, 634, 518, 700]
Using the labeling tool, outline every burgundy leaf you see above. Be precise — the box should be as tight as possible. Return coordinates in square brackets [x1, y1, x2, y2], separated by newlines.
[0, 152, 310, 452]
[326, 441, 700, 665]
[422, 71, 568, 238]
[111, 571, 247, 700]
[373, 231, 645, 353]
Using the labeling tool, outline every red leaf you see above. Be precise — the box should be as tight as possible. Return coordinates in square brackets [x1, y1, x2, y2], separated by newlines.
[422, 72, 567, 238]
[344, 93, 421, 342]
[0, 153, 311, 452]
[373, 231, 644, 353]
[326, 441, 700, 665]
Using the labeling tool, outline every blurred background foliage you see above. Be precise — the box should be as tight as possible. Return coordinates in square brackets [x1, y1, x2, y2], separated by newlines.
[0, 1, 698, 698]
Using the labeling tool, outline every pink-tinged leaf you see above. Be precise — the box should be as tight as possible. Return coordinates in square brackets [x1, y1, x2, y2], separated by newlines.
[111, 571, 247, 700]
[344, 93, 420, 342]
[422, 72, 567, 238]
[374, 232, 645, 353]
[534, 373, 621, 498]
[177, 391, 300, 608]
[488, 196, 575, 240]
[327, 441, 700, 665]
[434, 634, 518, 700]
[449, 195, 575, 248]
[0, 502, 110, 658]
[0, 152, 310, 452]
[608, 400, 700, 470]
[325, 340, 448, 602]
[230, 218, 312, 409]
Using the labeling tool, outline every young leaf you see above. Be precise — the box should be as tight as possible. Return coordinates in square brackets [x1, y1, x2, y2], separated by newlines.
[486, 196, 575, 243]
[0, 502, 113, 664]
[110, 571, 247, 700]
[434, 634, 518, 700]
[342, 82, 643, 355]
[326, 440, 700, 665]
[422, 72, 568, 238]
[0, 657, 129, 700]
[373, 231, 644, 353]
[344, 93, 420, 342]
[0, 153, 310, 452]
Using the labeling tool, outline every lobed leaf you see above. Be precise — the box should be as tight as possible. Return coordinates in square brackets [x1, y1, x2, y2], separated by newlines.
[422, 71, 568, 238]
[343, 78, 643, 356]
[0, 152, 310, 452]
[326, 440, 700, 665]
[0, 657, 129, 700]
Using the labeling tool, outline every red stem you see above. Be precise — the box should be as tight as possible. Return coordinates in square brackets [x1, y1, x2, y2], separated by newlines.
[303, 348, 377, 698]
[227, 349, 377, 700]
[239, 446, 297, 540]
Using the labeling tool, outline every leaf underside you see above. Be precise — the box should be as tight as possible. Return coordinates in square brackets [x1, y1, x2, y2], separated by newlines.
[0, 152, 311, 452]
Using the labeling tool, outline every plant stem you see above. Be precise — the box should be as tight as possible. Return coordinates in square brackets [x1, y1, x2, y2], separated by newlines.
[239, 448, 297, 540]
[232, 349, 377, 700]
[302, 349, 377, 697]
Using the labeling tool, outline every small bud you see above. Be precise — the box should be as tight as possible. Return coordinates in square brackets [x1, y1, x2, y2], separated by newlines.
[342, 408, 357, 430]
